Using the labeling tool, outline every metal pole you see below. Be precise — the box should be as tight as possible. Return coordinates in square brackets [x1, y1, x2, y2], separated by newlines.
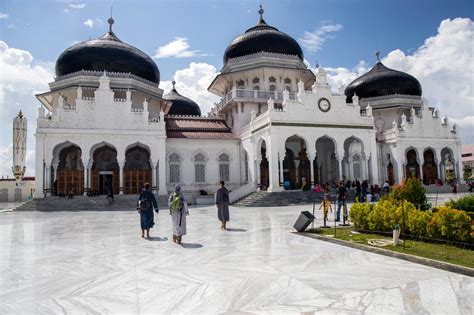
[402, 199, 406, 250]
[312, 199, 315, 230]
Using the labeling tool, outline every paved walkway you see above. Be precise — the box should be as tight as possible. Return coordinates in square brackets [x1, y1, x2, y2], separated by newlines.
[0, 204, 472, 314]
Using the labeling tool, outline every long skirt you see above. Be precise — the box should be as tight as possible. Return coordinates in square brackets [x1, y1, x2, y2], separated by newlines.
[140, 210, 154, 230]
[171, 210, 186, 236]
[217, 202, 230, 221]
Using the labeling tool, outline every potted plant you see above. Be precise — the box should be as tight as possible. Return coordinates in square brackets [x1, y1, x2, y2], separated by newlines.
[392, 224, 400, 246]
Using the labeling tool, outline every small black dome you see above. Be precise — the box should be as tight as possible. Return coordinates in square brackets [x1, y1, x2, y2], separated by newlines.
[55, 22, 160, 84]
[344, 61, 422, 103]
[223, 7, 303, 63]
[163, 83, 201, 116]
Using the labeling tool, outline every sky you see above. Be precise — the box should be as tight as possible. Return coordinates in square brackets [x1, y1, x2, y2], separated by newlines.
[0, 0, 473, 177]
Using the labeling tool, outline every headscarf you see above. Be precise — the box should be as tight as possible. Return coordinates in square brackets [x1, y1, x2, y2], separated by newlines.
[174, 185, 181, 193]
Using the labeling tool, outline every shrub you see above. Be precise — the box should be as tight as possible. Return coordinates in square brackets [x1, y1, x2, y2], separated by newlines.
[388, 178, 429, 210]
[349, 203, 373, 230]
[428, 206, 471, 243]
[407, 209, 432, 238]
[445, 194, 474, 212]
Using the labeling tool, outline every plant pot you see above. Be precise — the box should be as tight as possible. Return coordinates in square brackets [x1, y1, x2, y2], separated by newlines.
[393, 229, 400, 246]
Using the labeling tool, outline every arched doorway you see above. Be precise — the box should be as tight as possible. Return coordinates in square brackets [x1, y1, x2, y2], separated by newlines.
[56, 144, 84, 195]
[343, 137, 365, 181]
[260, 140, 269, 190]
[405, 148, 420, 180]
[284, 135, 309, 189]
[91, 145, 119, 195]
[423, 149, 438, 185]
[440, 147, 456, 183]
[315, 136, 338, 184]
[124, 145, 151, 194]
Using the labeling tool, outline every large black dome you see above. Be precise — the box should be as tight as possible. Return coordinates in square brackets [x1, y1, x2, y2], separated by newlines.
[344, 58, 422, 103]
[55, 19, 160, 84]
[223, 6, 304, 63]
[164, 82, 201, 116]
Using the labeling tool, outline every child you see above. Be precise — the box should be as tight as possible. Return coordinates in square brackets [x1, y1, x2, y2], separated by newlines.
[319, 194, 333, 224]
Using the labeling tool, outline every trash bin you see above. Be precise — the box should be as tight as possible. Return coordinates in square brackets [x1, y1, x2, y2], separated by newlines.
[293, 211, 316, 232]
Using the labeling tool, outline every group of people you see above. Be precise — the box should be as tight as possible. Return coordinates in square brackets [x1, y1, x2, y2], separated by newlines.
[137, 181, 230, 244]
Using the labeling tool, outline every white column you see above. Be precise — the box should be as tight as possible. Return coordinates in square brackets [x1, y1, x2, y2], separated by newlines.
[337, 157, 343, 181]
[308, 152, 315, 186]
[119, 161, 124, 195]
[419, 158, 424, 182]
[256, 158, 261, 189]
[151, 161, 157, 194]
[348, 157, 354, 180]
[267, 137, 282, 192]
[278, 154, 284, 186]
[83, 162, 88, 196]
[361, 157, 368, 180]
[45, 163, 51, 197]
[34, 135, 45, 199]
[88, 160, 93, 193]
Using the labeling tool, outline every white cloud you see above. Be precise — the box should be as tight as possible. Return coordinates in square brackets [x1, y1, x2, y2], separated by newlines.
[161, 62, 220, 115]
[0, 13, 8, 19]
[0, 41, 53, 177]
[153, 37, 205, 59]
[299, 23, 343, 53]
[83, 19, 94, 28]
[323, 18, 473, 143]
[69, 3, 86, 9]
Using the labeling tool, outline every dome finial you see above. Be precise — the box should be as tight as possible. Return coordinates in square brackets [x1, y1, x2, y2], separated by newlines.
[258, 4, 265, 23]
[375, 50, 381, 62]
[172, 80, 176, 90]
[108, 6, 114, 32]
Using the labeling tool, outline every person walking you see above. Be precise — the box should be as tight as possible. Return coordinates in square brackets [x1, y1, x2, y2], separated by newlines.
[168, 185, 188, 244]
[319, 194, 332, 225]
[137, 183, 158, 239]
[336, 182, 348, 222]
[216, 180, 230, 230]
[68, 185, 74, 199]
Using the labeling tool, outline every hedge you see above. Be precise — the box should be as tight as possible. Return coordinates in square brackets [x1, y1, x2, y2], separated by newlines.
[350, 202, 472, 244]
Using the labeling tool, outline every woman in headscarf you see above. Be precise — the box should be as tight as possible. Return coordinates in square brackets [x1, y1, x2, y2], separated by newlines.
[137, 183, 158, 238]
[168, 185, 188, 244]
[216, 180, 230, 230]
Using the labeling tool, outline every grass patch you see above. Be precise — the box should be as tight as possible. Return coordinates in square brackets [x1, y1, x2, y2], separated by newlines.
[307, 227, 474, 269]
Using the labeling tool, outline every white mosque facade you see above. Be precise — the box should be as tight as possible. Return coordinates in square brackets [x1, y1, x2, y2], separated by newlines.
[33, 10, 463, 200]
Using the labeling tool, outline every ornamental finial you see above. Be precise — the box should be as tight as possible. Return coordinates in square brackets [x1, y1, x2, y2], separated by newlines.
[172, 80, 176, 90]
[258, 4, 265, 23]
[108, 6, 114, 32]
[375, 50, 381, 62]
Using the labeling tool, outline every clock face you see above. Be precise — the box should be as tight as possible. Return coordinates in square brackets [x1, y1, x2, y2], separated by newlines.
[318, 98, 331, 112]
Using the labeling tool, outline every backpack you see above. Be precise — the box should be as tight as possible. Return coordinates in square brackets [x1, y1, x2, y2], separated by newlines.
[139, 194, 151, 211]
[170, 193, 182, 212]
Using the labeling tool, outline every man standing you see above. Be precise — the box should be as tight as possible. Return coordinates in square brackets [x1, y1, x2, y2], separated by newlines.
[336, 181, 348, 222]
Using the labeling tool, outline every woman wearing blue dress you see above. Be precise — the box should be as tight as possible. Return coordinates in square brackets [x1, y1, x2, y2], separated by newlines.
[137, 183, 158, 238]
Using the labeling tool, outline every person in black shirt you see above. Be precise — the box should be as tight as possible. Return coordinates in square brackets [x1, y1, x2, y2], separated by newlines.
[336, 182, 348, 222]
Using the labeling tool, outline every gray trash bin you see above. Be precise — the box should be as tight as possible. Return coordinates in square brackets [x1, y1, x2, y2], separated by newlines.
[293, 211, 316, 232]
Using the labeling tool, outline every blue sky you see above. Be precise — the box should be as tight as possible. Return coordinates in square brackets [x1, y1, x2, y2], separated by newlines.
[0, 0, 473, 177]
[1, 0, 472, 78]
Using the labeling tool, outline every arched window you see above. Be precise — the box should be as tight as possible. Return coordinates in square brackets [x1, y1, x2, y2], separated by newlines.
[237, 80, 245, 89]
[194, 153, 206, 183]
[269, 76, 276, 83]
[284, 78, 291, 84]
[284, 78, 292, 92]
[169, 153, 180, 183]
[219, 153, 230, 182]
[252, 77, 260, 90]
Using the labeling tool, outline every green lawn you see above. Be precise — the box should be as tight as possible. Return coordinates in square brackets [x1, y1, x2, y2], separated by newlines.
[307, 227, 474, 269]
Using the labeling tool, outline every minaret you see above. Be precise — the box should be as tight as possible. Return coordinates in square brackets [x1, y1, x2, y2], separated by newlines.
[12, 110, 27, 181]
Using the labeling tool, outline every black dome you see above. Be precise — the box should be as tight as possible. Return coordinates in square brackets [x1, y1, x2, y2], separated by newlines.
[344, 61, 422, 103]
[223, 7, 303, 63]
[164, 83, 201, 116]
[55, 21, 160, 84]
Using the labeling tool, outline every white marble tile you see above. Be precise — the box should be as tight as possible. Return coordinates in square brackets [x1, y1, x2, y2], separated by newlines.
[0, 204, 472, 314]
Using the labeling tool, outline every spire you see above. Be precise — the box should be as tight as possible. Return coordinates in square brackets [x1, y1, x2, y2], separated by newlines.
[108, 6, 114, 32]
[375, 50, 381, 63]
[172, 80, 177, 91]
[257, 4, 266, 25]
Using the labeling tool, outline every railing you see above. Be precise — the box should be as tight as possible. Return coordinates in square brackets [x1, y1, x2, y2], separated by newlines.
[114, 98, 127, 102]
[131, 108, 144, 112]
[214, 89, 296, 112]
[229, 181, 257, 204]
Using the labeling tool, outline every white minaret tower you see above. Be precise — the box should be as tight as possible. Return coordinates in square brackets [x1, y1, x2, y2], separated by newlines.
[12, 110, 27, 181]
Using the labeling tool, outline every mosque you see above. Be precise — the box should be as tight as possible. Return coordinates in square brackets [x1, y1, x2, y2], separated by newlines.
[33, 6, 463, 201]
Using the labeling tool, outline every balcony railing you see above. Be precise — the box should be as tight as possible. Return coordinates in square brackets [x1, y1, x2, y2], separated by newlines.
[214, 89, 296, 112]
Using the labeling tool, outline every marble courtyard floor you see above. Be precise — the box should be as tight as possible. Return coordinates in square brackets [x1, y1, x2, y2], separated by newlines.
[0, 204, 472, 314]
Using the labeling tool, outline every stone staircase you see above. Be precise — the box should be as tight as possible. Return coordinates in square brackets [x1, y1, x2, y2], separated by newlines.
[14, 195, 169, 212]
[233, 190, 343, 207]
